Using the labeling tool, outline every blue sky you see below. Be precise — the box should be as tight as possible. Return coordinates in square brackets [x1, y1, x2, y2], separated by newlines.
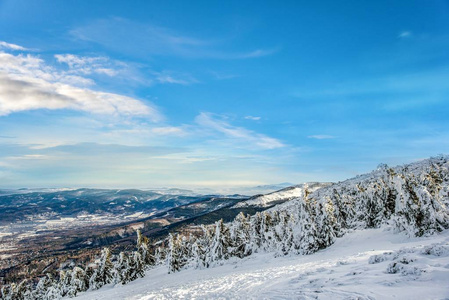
[0, 0, 448, 191]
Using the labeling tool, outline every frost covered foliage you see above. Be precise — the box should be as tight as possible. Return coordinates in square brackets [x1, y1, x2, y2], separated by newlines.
[164, 156, 449, 271]
[0, 231, 156, 300]
[1, 156, 448, 299]
[368, 239, 449, 278]
[310, 155, 449, 237]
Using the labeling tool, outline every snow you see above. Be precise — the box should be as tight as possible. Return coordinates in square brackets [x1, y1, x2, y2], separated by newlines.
[74, 228, 449, 300]
[233, 186, 303, 208]
[124, 212, 148, 219]
[233, 182, 331, 208]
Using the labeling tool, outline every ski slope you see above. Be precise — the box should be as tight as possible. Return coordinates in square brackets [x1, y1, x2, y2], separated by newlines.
[75, 228, 449, 300]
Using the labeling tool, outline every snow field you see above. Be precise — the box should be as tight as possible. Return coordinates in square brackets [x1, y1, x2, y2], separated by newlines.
[75, 228, 449, 300]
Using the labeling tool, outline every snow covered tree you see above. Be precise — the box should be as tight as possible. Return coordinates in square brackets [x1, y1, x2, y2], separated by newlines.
[67, 266, 86, 297]
[166, 233, 184, 273]
[89, 247, 115, 290]
[32, 274, 57, 299]
[314, 200, 337, 249]
[154, 246, 166, 266]
[56, 269, 71, 297]
[116, 252, 131, 284]
[248, 212, 263, 252]
[210, 219, 232, 263]
[83, 265, 95, 290]
[136, 229, 155, 267]
[1, 280, 33, 300]
[190, 240, 205, 269]
[230, 212, 251, 258]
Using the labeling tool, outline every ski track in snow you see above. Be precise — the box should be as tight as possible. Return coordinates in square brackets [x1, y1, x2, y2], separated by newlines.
[75, 228, 449, 300]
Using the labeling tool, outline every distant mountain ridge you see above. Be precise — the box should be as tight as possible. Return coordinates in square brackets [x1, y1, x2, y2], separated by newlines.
[0, 188, 225, 225]
[233, 182, 332, 208]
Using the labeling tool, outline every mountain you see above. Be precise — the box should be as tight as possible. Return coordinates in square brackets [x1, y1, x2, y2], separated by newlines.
[1, 156, 448, 299]
[0, 188, 211, 225]
[233, 182, 332, 208]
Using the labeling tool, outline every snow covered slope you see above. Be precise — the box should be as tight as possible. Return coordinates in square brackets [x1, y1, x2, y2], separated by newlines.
[3, 156, 448, 299]
[75, 227, 449, 300]
[233, 182, 331, 208]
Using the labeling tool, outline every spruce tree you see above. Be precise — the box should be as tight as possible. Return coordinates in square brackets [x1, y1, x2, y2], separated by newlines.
[67, 266, 86, 297]
[89, 247, 115, 290]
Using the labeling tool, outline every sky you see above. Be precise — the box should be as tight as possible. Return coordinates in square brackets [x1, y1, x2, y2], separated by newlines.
[0, 0, 448, 191]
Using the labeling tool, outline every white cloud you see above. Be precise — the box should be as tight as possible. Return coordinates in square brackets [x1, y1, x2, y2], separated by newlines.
[245, 116, 261, 121]
[398, 31, 412, 38]
[95, 68, 118, 76]
[56, 54, 200, 86]
[0, 41, 29, 51]
[55, 54, 118, 76]
[10, 154, 49, 160]
[195, 112, 284, 150]
[154, 71, 198, 85]
[151, 126, 186, 136]
[0, 51, 162, 120]
[308, 135, 336, 140]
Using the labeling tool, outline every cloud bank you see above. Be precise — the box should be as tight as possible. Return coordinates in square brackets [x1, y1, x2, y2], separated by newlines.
[0, 45, 162, 120]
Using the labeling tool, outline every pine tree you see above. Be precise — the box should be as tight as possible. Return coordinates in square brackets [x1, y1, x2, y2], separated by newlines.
[67, 266, 86, 297]
[154, 246, 166, 266]
[89, 248, 115, 290]
[116, 252, 130, 284]
[210, 219, 231, 263]
[57, 269, 71, 297]
[292, 199, 319, 254]
[136, 229, 155, 267]
[33, 274, 55, 299]
[166, 233, 182, 273]
[249, 212, 263, 252]
[230, 212, 250, 258]
[133, 251, 146, 279]
[83, 265, 95, 291]
[315, 200, 336, 249]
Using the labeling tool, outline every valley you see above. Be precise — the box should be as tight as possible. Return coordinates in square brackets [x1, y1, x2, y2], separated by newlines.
[0, 186, 296, 285]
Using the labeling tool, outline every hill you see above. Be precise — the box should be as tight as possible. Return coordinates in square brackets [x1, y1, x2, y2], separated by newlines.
[1, 156, 448, 299]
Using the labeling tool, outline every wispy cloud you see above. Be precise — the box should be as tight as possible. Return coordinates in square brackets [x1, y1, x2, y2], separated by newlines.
[245, 116, 261, 121]
[0, 41, 29, 51]
[236, 48, 279, 59]
[398, 31, 412, 39]
[154, 71, 198, 85]
[55, 53, 196, 86]
[308, 135, 336, 140]
[195, 112, 284, 149]
[70, 17, 277, 60]
[0, 47, 162, 120]
[55, 54, 118, 76]
[151, 126, 187, 136]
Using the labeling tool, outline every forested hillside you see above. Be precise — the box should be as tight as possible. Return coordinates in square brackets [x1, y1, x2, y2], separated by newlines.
[1, 156, 448, 299]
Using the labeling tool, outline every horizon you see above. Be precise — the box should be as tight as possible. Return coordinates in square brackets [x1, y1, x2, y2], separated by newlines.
[1, 0, 448, 190]
[1, 155, 444, 193]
